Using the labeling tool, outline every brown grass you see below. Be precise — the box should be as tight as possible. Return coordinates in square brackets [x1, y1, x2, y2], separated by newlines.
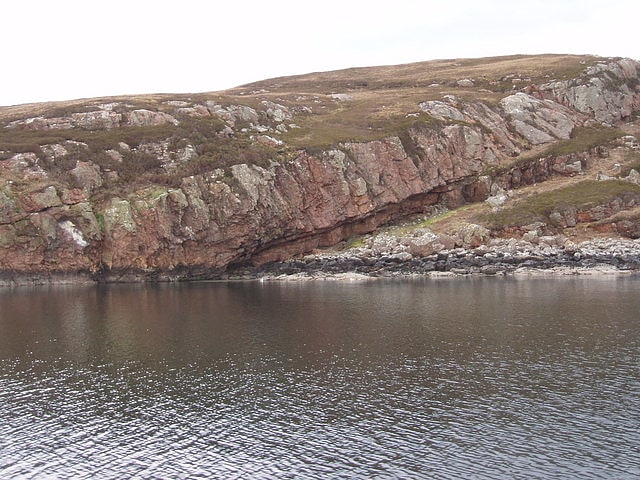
[619, 151, 640, 176]
[239, 54, 598, 93]
[2, 54, 599, 142]
[250, 54, 599, 148]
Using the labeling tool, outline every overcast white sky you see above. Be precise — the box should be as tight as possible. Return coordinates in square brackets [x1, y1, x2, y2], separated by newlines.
[2, 0, 639, 106]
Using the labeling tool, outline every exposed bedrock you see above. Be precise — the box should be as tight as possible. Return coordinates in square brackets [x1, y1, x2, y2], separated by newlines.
[1, 58, 639, 282]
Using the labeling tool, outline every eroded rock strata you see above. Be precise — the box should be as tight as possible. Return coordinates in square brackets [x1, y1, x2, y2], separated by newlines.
[1, 56, 640, 284]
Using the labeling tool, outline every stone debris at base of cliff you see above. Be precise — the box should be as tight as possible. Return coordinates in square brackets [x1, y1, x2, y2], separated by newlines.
[237, 237, 640, 281]
[2, 236, 638, 286]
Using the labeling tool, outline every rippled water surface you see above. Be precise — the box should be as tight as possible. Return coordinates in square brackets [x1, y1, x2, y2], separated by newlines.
[1, 276, 640, 479]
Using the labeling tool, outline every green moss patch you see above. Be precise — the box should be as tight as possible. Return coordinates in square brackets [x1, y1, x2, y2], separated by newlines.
[481, 180, 640, 228]
[484, 126, 625, 178]
[544, 126, 624, 157]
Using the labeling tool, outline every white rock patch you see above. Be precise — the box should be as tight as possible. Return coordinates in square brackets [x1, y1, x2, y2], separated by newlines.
[59, 220, 88, 248]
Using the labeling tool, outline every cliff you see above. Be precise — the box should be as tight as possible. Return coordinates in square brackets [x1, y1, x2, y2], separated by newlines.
[1, 55, 640, 283]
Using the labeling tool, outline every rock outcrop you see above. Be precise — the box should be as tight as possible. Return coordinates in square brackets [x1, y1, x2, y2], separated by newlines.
[499, 93, 579, 144]
[1, 55, 640, 283]
[6, 107, 178, 131]
[540, 59, 640, 124]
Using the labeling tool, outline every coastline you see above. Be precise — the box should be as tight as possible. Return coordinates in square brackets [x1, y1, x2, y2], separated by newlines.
[254, 266, 638, 283]
[231, 237, 640, 282]
[2, 238, 639, 287]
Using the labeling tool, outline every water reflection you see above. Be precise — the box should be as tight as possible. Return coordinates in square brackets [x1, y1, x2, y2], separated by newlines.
[1, 277, 639, 478]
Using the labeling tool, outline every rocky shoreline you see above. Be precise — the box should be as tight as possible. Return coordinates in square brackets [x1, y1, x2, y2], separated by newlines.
[1, 236, 639, 286]
[230, 237, 640, 281]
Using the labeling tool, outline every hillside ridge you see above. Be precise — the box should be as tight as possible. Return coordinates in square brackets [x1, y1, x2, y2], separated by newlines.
[1, 54, 640, 284]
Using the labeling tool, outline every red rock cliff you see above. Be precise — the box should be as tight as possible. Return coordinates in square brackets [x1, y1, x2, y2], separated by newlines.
[1, 56, 639, 282]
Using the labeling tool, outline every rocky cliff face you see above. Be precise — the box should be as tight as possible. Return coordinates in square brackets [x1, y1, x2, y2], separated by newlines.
[1, 56, 639, 283]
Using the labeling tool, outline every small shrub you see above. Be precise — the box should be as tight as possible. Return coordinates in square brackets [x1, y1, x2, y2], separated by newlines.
[40, 153, 77, 179]
[116, 150, 164, 182]
[0, 129, 69, 154]
[346, 236, 364, 248]
[145, 173, 182, 188]
[95, 212, 105, 232]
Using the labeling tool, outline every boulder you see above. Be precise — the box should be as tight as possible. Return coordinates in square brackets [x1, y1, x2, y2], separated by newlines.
[71, 111, 122, 129]
[126, 109, 178, 127]
[71, 162, 103, 192]
[549, 207, 577, 228]
[3, 153, 48, 180]
[418, 100, 466, 121]
[616, 219, 640, 238]
[402, 230, 440, 256]
[457, 78, 475, 87]
[553, 160, 583, 175]
[522, 230, 540, 244]
[456, 223, 490, 248]
[0, 188, 25, 224]
[21, 186, 62, 213]
[205, 103, 259, 125]
[40, 143, 68, 160]
[500, 93, 577, 144]
[625, 169, 640, 185]
[261, 101, 292, 122]
[370, 234, 400, 255]
[486, 192, 508, 208]
[61, 188, 87, 205]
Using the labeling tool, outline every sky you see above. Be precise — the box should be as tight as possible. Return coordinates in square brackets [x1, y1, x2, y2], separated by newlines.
[2, 0, 639, 107]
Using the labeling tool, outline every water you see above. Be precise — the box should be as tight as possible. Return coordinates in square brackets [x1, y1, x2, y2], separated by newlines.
[1, 276, 639, 479]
